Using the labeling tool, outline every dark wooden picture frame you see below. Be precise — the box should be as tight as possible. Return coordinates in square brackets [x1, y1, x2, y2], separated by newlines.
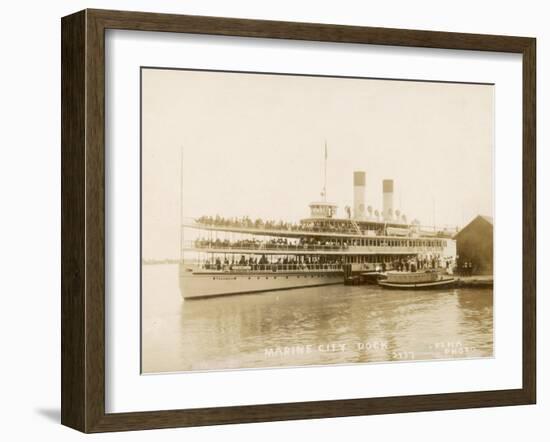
[61, 8, 536, 433]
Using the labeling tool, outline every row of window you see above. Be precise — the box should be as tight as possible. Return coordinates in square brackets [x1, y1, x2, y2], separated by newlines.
[212, 274, 340, 280]
[346, 238, 446, 248]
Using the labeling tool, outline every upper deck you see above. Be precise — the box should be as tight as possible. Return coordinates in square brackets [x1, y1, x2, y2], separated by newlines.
[185, 216, 456, 240]
[183, 239, 448, 256]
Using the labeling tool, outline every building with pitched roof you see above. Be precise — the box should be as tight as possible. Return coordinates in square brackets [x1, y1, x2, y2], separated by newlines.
[454, 215, 493, 275]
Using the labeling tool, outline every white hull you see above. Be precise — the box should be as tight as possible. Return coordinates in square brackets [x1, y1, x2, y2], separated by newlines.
[179, 270, 342, 299]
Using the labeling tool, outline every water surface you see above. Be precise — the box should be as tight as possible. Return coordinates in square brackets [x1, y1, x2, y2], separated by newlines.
[142, 264, 493, 373]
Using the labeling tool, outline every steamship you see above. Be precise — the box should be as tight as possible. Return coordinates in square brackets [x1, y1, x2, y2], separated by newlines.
[179, 170, 457, 299]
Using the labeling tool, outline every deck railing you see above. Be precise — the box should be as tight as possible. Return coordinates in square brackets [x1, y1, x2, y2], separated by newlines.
[185, 240, 445, 254]
[197, 263, 343, 273]
[187, 221, 361, 236]
[190, 240, 343, 251]
[185, 217, 457, 238]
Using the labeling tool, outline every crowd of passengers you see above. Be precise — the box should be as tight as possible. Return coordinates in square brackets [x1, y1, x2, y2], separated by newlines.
[196, 215, 359, 235]
[202, 254, 342, 271]
[389, 255, 453, 272]
[195, 215, 459, 240]
[194, 237, 345, 250]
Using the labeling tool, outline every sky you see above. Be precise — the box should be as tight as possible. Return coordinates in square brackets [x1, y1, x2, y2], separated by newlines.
[141, 68, 494, 260]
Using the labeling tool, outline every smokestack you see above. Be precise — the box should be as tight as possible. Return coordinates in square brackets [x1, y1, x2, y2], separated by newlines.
[353, 171, 366, 219]
[382, 179, 394, 220]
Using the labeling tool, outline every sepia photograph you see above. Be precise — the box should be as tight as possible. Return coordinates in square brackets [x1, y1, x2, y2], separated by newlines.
[140, 67, 494, 374]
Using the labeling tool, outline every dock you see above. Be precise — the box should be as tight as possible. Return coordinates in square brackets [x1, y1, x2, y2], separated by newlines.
[345, 273, 493, 288]
[454, 275, 493, 288]
[344, 272, 382, 286]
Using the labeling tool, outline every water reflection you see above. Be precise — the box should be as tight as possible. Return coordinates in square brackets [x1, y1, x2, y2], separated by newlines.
[142, 265, 493, 373]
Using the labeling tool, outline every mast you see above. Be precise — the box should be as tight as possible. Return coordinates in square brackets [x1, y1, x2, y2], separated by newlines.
[180, 146, 184, 263]
[323, 140, 327, 202]
[432, 196, 436, 233]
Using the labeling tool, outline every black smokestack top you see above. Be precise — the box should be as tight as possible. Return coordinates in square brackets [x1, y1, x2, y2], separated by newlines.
[354, 171, 366, 186]
[383, 179, 394, 193]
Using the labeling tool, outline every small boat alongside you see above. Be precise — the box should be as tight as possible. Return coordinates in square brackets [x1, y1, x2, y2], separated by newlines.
[378, 270, 456, 289]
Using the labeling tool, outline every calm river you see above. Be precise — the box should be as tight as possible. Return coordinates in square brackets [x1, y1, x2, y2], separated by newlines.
[142, 264, 493, 373]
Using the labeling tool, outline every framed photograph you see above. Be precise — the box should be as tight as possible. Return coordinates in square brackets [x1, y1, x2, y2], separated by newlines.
[61, 9, 536, 432]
